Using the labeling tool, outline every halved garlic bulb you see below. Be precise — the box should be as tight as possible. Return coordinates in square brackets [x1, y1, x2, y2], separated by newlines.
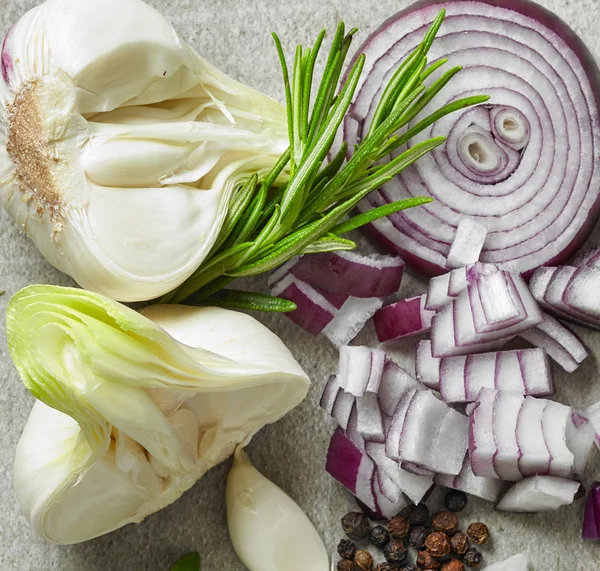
[0, 0, 287, 301]
[227, 448, 329, 571]
[9, 286, 308, 544]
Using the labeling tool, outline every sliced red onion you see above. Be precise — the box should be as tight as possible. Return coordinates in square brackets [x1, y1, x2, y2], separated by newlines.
[425, 272, 453, 311]
[378, 359, 420, 417]
[386, 388, 420, 462]
[574, 247, 600, 269]
[448, 265, 470, 297]
[492, 390, 524, 481]
[331, 391, 356, 431]
[496, 476, 580, 513]
[400, 462, 435, 477]
[344, 0, 600, 276]
[439, 348, 553, 405]
[416, 340, 440, 390]
[373, 295, 434, 343]
[469, 388, 499, 479]
[399, 390, 468, 475]
[373, 475, 409, 519]
[346, 405, 365, 451]
[323, 297, 383, 347]
[337, 346, 386, 397]
[326, 428, 377, 511]
[319, 375, 341, 416]
[435, 454, 505, 503]
[582, 482, 600, 540]
[365, 441, 433, 505]
[431, 272, 540, 357]
[542, 401, 575, 478]
[356, 393, 385, 443]
[519, 312, 589, 372]
[446, 219, 488, 269]
[377, 468, 401, 503]
[516, 396, 551, 478]
[566, 411, 595, 475]
[284, 252, 404, 298]
[271, 274, 341, 335]
[481, 554, 529, 571]
[530, 265, 600, 329]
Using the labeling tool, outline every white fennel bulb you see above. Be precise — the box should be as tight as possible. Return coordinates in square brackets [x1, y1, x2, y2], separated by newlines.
[7, 285, 309, 544]
[0, 0, 287, 301]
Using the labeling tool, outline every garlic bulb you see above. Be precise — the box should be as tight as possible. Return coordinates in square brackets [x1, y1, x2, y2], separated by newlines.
[227, 448, 329, 571]
[8, 285, 308, 544]
[0, 0, 287, 302]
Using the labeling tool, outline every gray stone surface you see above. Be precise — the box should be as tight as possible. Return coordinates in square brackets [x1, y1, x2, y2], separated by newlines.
[1, 0, 600, 569]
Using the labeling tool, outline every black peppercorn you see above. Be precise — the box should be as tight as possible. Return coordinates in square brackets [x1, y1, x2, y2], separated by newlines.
[409, 503, 430, 526]
[425, 532, 452, 558]
[387, 515, 410, 539]
[396, 506, 413, 518]
[466, 523, 489, 546]
[408, 525, 429, 549]
[342, 512, 370, 540]
[338, 539, 357, 560]
[416, 550, 441, 569]
[375, 564, 401, 571]
[337, 560, 356, 571]
[463, 548, 483, 567]
[444, 490, 468, 512]
[354, 550, 374, 571]
[441, 559, 465, 571]
[432, 511, 459, 535]
[369, 525, 391, 547]
[383, 539, 408, 564]
[450, 532, 469, 555]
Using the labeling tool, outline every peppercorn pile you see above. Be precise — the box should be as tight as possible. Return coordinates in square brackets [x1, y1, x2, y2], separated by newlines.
[336, 491, 491, 570]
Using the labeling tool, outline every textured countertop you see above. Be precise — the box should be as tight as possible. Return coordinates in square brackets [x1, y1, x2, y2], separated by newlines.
[2, 0, 600, 569]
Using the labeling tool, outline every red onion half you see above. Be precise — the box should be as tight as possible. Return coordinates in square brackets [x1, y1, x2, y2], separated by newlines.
[345, 0, 600, 276]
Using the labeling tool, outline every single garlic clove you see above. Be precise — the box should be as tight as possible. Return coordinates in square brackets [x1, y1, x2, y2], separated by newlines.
[227, 448, 329, 571]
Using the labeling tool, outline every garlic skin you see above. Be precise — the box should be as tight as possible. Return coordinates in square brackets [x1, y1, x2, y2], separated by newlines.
[9, 287, 309, 544]
[227, 448, 329, 571]
[0, 0, 287, 301]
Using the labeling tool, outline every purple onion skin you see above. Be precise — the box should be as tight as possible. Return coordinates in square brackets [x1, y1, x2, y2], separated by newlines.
[351, 0, 600, 279]
[583, 483, 600, 540]
[1, 26, 14, 85]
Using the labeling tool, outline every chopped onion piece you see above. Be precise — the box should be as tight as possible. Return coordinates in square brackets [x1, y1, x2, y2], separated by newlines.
[373, 295, 434, 342]
[582, 482, 600, 540]
[331, 391, 355, 431]
[517, 397, 551, 478]
[496, 476, 580, 512]
[337, 346, 385, 397]
[584, 402, 600, 451]
[574, 248, 600, 269]
[326, 429, 377, 511]
[446, 219, 488, 269]
[386, 389, 419, 462]
[323, 297, 383, 347]
[356, 393, 385, 443]
[425, 272, 452, 311]
[469, 388, 499, 479]
[429, 407, 470, 476]
[542, 401, 574, 478]
[481, 554, 529, 571]
[566, 412, 595, 475]
[435, 454, 505, 503]
[271, 274, 340, 335]
[416, 340, 440, 390]
[519, 312, 589, 372]
[378, 360, 419, 417]
[287, 252, 404, 298]
[319, 375, 341, 415]
[374, 475, 408, 519]
[493, 390, 523, 481]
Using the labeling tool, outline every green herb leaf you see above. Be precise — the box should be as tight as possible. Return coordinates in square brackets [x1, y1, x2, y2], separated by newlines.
[170, 552, 200, 571]
[160, 11, 488, 309]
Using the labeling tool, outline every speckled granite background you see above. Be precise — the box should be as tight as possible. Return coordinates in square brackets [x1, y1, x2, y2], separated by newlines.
[1, 0, 600, 569]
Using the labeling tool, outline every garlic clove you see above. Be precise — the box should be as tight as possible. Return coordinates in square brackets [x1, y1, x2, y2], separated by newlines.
[227, 448, 329, 571]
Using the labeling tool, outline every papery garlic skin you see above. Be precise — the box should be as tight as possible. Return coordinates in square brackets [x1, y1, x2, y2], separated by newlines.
[9, 286, 309, 544]
[0, 0, 287, 301]
[227, 448, 329, 571]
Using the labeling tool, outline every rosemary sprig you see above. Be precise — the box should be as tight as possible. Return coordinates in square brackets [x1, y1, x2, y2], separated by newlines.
[159, 10, 489, 309]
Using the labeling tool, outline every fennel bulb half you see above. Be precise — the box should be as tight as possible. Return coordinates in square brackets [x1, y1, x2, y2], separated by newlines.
[0, 0, 287, 302]
[6, 285, 309, 544]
